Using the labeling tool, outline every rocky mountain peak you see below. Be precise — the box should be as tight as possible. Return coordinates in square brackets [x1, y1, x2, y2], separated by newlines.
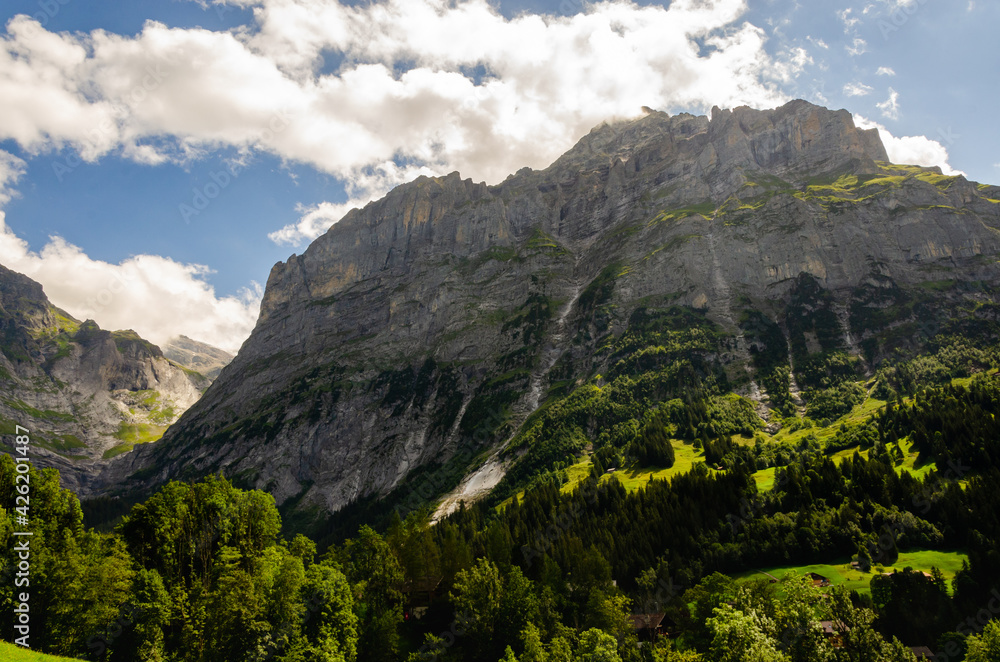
[0, 265, 211, 481]
[708, 100, 888, 172]
[163, 336, 234, 380]
[261, 101, 889, 325]
[0, 263, 57, 336]
[96, 101, 1000, 527]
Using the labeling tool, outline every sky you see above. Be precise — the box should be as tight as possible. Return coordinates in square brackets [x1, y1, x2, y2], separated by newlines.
[0, 0, 996, 353]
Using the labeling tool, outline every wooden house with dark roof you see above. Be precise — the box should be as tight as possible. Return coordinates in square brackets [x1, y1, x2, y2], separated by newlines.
[628, 613, 670, 640]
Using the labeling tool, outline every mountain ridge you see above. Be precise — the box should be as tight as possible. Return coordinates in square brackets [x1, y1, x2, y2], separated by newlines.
[0, 264, 213, 488]
[163, 335, 234, 380]
[93, 100, 1000, 530]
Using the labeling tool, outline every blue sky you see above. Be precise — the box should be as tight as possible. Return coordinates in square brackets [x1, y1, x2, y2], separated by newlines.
[0, 0, 996, 351]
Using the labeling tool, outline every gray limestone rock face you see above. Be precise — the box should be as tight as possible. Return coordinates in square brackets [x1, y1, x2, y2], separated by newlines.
[90, 100, 1000, 520]
[0, 264, 210, 490]
[163, 336, 234, 380]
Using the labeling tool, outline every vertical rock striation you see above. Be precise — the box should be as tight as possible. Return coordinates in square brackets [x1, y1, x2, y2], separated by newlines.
[95, 101, 1000, 523]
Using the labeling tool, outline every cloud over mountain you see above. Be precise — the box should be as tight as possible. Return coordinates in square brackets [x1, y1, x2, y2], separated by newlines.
[2, 0, 805, 244]
[0, 218, 261, 353]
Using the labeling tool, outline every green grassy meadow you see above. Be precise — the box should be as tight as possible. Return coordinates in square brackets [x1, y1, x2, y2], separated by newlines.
[734, 549, 969, 596]
[0, 642, 80, 661]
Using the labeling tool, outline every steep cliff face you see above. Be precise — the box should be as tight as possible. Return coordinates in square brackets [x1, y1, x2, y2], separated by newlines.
[101, 100, 1000, 523]
[0, 264, 209, 488]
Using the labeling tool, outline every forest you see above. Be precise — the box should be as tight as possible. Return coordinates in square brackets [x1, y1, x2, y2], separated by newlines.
[5, 283, 1000, 662]
[3, 365, 1000, 661]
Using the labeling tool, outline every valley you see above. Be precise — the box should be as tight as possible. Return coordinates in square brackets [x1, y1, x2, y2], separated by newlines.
[4, 100, 1000, 661]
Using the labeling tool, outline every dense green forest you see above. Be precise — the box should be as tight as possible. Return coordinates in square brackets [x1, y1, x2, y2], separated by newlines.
[6, 280, 1000, 661]
[4, 361, 1000, 661]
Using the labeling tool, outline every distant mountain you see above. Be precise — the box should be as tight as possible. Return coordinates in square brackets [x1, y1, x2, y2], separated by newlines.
[98, 100, 1000, 530]
[163, 336, 234, 380]
[0, 264, 209, 489]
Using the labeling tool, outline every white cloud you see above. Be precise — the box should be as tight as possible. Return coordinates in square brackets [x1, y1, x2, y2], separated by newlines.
[0, 150, 26, 206]
[269, 160, 438, 243]
[843, 82, 873, 97]
[271, 201, 357, 246]
[837, 8, 860, 31]
[1, 0, 802, 245]
[782, 47, 813, 72]
[855, 115, 964, 177]
[0, 0, 820, 347]
[876, 66, 895, 76]
[846, 38, 867, 56]
[877, 87, 900, 120]
[0, 220, 261, 353]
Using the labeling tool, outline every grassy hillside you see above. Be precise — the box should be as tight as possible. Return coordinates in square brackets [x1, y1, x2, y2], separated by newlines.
[735, 549, 969, 596]
[497, 358, 996, 510]
[0, 642, 80, 661]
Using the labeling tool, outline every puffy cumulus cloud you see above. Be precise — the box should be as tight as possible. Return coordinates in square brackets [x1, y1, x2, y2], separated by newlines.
[855, 115, 965, 177]
[0, 17, 122, 160]
[1, 0, 802, 244]
[0, 220, 261, 353]
[876, 66, 896, 76]
[240, 0, 798, 242]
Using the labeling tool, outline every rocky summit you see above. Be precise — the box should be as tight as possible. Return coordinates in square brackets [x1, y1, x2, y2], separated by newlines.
[0, 264, 212, 490]
[98, 100, 1000, 529]
[163, 336, 234, 380]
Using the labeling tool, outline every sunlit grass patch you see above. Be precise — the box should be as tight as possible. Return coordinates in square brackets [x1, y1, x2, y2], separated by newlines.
[0, 641, 80, 661]
[560, 439, 707, 495]
[734, 549, 968, 596]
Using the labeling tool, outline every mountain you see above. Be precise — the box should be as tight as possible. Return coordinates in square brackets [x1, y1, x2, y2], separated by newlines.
[0, 264, 210, 488]
[97, 100, 1000, 530]
[163, 336, 234, 379]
